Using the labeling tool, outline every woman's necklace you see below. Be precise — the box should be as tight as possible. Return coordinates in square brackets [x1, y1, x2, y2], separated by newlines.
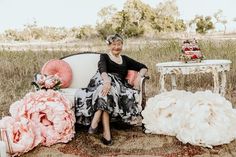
[108, 52, 123, 64]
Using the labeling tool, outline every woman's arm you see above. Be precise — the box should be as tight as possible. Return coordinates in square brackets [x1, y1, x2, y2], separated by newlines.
[124, 55, 148, 72]
[98, 54, 111, 96]
[101, 72, 111, 83]
[98, 54, 107, 74]
[100, 72, 111, 96]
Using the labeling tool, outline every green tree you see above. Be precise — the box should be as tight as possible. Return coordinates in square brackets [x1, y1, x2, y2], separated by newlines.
[75, 25, 97, 39]
[151, 0, 186, 32]
[96, 0, 186, 37]
[97, 0, 147, 38]
[190, 15, 214, 34]
[96, 5, 118, 38]
[96, 23, 116, 39]
[175, 19, 186, 32]
[123, 0, 154, 23]
[112, 10, 144, 37]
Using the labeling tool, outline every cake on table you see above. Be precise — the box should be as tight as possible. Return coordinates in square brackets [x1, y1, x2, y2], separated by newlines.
[179, 39, 205, 63]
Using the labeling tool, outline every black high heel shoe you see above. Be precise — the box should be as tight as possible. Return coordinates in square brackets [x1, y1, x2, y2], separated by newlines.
[100, 136, 113, 146]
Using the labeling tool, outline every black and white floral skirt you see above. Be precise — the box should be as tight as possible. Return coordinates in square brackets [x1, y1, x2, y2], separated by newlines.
[75, 71, 142, 126]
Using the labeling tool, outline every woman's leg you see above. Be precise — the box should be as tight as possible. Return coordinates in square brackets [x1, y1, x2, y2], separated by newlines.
[102, 111, 111, 140]
[90, 110, 102, 129]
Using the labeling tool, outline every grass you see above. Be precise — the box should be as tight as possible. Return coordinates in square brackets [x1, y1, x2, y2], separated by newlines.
[0, 39, 236, 116]
[0, 39, 236, 157]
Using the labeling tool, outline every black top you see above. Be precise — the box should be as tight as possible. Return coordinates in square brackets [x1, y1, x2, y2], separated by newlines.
[98, 53, 147, 81]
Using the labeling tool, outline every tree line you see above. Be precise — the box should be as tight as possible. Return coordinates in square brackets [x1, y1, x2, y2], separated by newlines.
[1, 0, 234, 41]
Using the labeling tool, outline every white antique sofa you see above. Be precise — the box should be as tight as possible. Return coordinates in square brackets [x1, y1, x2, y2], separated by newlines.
[60, 52, 149, 110]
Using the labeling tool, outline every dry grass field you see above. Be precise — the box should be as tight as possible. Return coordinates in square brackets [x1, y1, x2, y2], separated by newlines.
[0, 38, 236, 156]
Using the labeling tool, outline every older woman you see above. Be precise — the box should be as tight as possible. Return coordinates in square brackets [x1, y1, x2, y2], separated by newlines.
[75, 34, 148, 145]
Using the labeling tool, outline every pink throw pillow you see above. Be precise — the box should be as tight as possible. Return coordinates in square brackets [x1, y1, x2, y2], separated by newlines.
[41, 59, 72, 88]
[126, 70, 138, 87]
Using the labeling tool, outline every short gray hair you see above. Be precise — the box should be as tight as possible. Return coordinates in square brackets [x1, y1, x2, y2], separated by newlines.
[106, 34, 123, 45]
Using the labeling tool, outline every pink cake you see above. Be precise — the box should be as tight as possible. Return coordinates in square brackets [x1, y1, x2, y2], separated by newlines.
[179, 39, 205, 63]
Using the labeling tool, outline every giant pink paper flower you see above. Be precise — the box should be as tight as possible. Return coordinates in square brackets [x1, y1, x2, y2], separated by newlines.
[9, 90, 75, 146]
[0, 116, 42, 157]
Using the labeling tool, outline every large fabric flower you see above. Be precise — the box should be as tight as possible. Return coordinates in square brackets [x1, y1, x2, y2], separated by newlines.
[176, 91, 236, 148]
[0, 116, 42, 157]
[142, 90, 192, 136]
[142, 90, 236, 148]
[9, 90, 75, 146]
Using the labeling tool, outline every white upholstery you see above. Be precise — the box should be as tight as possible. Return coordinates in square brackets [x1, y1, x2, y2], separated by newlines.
[62, 53, 100, 88]
[60, 88, 77, 105]
[60, 53, 100, 105]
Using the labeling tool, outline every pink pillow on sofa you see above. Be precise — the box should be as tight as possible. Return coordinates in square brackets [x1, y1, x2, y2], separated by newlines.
[41, 59, 72, 88]
[126, 70, 138, 86]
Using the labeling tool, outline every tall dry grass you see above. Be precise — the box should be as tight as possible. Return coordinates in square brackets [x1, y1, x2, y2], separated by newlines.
[0, 39, 236, 115]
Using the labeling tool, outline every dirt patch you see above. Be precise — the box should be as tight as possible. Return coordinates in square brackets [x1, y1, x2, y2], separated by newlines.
[57, 124, 205, 157]
[19, 122, 236, 157]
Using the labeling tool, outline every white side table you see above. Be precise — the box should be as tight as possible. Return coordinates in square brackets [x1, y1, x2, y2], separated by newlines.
[156, 60, 231, 96]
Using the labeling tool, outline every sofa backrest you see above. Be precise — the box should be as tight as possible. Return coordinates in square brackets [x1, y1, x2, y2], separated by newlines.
[61, 52, 101, 88]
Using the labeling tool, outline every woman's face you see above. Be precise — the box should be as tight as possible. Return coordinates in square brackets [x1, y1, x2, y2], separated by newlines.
[109, 40, 123, 56]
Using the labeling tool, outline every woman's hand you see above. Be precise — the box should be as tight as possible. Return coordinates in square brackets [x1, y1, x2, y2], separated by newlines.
[101, 82, 111, 96]
[100, 72, 111, 96]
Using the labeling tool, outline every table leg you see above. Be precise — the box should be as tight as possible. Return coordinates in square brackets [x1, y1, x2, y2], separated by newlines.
[212, 70, 220, 94]
[159, 73, 166, 93]
[171, 74, 177, 90]
[220, 71, 227, 96]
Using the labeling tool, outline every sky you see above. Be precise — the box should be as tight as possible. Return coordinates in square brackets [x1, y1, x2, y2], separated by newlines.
[0, 0, 236, 33]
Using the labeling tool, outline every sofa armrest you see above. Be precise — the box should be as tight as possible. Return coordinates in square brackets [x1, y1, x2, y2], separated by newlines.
[139, 76, 150, 110]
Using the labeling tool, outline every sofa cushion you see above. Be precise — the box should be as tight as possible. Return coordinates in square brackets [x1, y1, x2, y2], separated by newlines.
[41, 59, 72, 88]
[126, 70, 138, 86]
